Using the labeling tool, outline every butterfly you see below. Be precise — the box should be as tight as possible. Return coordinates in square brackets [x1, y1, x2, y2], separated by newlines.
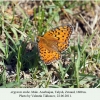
[37, 25, 73, 65]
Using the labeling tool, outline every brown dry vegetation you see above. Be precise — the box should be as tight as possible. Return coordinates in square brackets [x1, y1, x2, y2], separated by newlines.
[0, 1, 100, 88]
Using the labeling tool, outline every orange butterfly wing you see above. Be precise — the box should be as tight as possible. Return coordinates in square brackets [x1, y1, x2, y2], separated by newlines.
[38, 25, 73, 65]
[43, 25, 73, 52]
[38, 36, 61, 65]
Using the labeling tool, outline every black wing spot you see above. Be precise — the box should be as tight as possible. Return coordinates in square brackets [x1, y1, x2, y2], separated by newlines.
[58, 32, 60, 35]
[57, 37, 60, 40]
[61, 30, 64, 32]
[62, 35, 64, 37]
[43, 51, 46, 53]
[48, 51, 50, 53]
[54, 34, 57, 37]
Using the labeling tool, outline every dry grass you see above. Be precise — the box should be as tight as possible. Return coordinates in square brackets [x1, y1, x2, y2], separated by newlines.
[0, 1, 100, 88]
